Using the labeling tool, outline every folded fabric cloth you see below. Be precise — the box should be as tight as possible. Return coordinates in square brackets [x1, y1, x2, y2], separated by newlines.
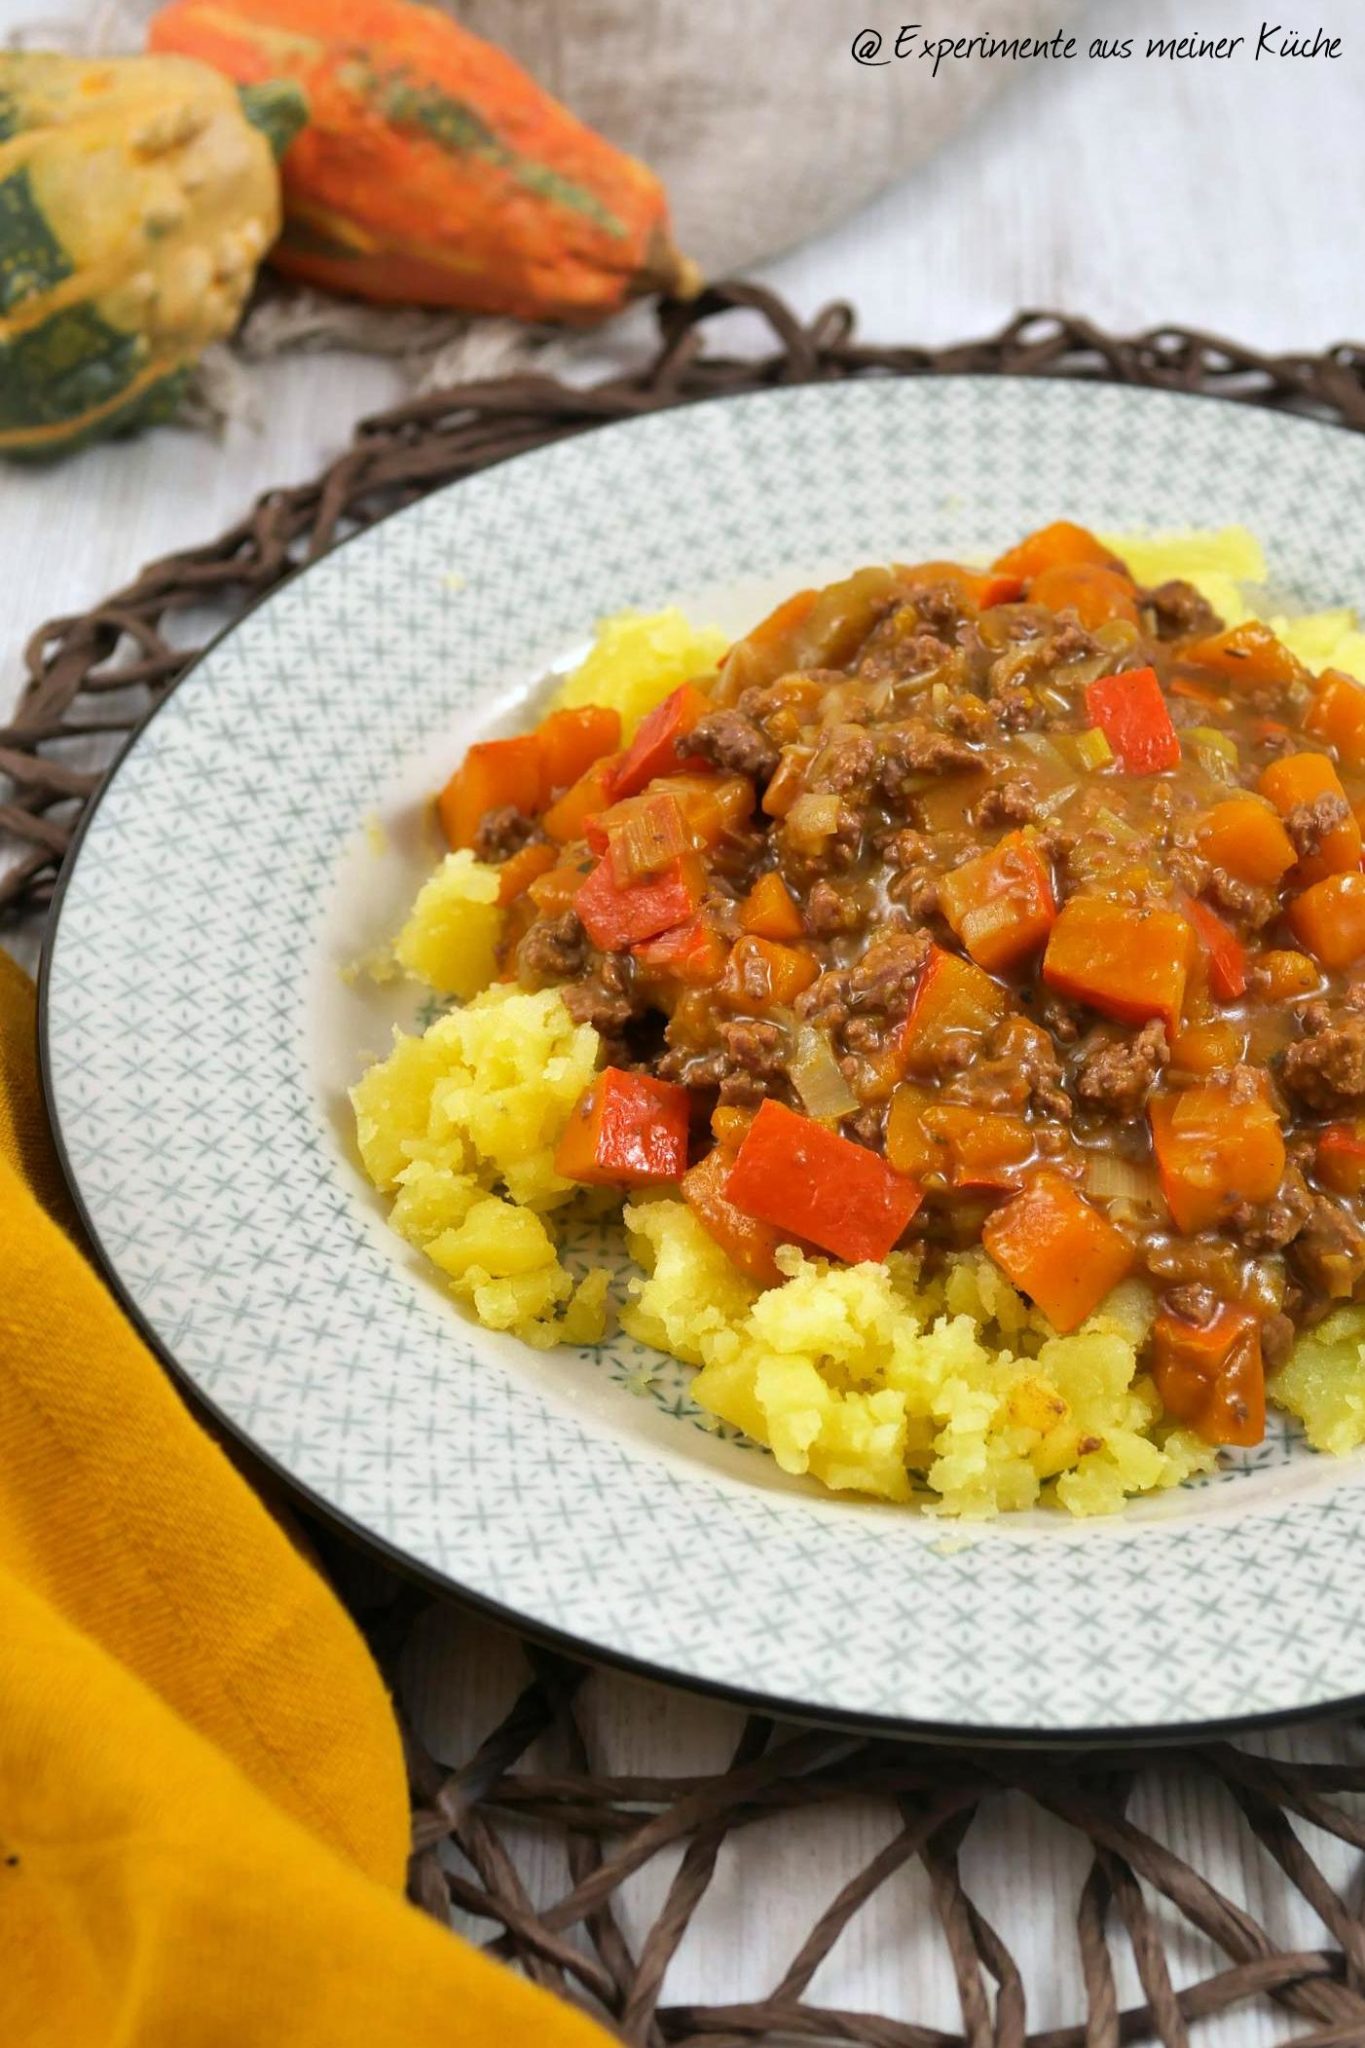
[0, 946, 604, 2046]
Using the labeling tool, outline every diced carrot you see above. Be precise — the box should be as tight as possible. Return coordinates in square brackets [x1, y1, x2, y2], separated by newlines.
[991, 521, 1119, 581]
[554, 1068, 691, 1187]
[937, 831, 1057, 973]
[1306, 669, 1365, 769]
[1181, 896, 1248, 1001]
[724, 1099, 922, 1265]
[1084, 666, 1181, 774]
[437, 735, 544, 850]
[1196, 795, 1297, 887]
[1256, 948, 1321, 1001]
[536, 706, 621, 798]
[899, 945, 1008, 1075]
[542, 754, 623, 843]
[1148, 1077, 1286, 1234]
[981, 1171, 1134, 1332]
[1258, 751, 1362, 881]
[1168, 1020, 1249, 1074]
[1288, 872, 1365, 968]
[1151, 1305, 1264, 1448]
[1031, 563, 1140, 630]
[921, 1104, 1034, 1190]
[1316, 1122, 1365, 1197]
[740, 870, 805, 941]
[717, 934, 818, 1011]
[574, 850, 704, 950]
[683, 1145, 787, 1286]
[1182, 621, 1309, 695]
[1043, 896, 1194, 1030]
[606, 684, 713, 801]
[496, 840, 558, 906]
[633, 917, 729, 987]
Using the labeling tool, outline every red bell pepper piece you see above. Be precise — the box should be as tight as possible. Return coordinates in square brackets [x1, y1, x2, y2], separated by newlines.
[554, 1068, 691, 1186]
[981, 1171, 1134, 1333]
[724, 1099, 922, 1265]
[1316, 1122, 1365, 1196]
[1151, 1303, 1264, 1447]
[574, 850, 704, 951]
[1182, 896, 1248, 1002]
[633, 917, 729, 986]
[606, 684, 713, 801]
[1084, 666, 1180, 774]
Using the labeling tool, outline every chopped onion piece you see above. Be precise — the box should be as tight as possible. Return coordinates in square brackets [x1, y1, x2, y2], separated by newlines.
[608, 793, 688, 880]
[791, 1025, 859, 1120]
[1084, 1154, 1162, 1206]
[785, 792, 843, 848]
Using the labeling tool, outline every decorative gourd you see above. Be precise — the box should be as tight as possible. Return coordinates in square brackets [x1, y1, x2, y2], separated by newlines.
[0, 53, 304, 460]
[147, 0, 699, 324]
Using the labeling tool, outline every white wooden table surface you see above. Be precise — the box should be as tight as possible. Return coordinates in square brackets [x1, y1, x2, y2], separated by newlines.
[6, 0, 1365, 2037]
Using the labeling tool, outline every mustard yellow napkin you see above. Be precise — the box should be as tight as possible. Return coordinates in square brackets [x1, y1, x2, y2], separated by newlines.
[0, 947, 605, 2047]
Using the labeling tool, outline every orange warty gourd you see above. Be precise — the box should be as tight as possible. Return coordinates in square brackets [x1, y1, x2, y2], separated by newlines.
[147, 0, 698, 322]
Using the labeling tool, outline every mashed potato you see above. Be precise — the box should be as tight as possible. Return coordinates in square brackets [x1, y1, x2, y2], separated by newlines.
[352, 540, 1365, 1513]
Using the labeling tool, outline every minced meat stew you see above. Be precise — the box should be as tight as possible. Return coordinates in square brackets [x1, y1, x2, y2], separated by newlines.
[436, 521, 1365, 1452]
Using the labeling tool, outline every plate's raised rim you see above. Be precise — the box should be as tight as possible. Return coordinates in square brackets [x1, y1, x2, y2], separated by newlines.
[37, 372, 1365, 1747]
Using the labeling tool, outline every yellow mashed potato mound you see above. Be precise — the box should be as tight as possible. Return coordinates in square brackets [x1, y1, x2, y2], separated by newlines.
[351, 537, 1365, 1511]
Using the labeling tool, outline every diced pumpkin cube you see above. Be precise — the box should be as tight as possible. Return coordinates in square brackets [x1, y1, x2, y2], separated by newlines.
[1305, 668, 1365, 768]
[438, 735, 543, 850]
[536, 705, 621, 796]
[1031, 563, 1139, 630]
[1288, 873, 1365, 969]
[1182, 621, 1309, 695]
[938, 831, 1057, 972]
[1258, 750, 1362, 881]
[1148, 1076, 1285, 1234]
[991, 521, 1119, 581]
[1043, 896, 1193, 1030]
[740, 870, 805, 940]
[900, 945, 1007, 1074]
[682, 1145, 787, 1286]
[981, 1171, 1134, 1332]
[1196, 795, 1297, 886]
[718, 935, 818, 1011]
[542, 754, 623, 843]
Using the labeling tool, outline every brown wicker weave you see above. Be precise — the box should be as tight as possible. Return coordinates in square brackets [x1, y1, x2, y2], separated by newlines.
[11, 282, 1365, 2046]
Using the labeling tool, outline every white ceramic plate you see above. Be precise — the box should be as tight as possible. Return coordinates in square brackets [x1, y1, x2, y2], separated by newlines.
[42, 379, 1365, 1739]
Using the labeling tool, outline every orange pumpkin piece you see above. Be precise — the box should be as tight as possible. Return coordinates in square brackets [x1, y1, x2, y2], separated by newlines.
[1257, 750, 1362, 881]
[1195, 795, 1297, 887]
[1180, 621, 1308, 695]
[718, 935, 818, 1011]
[1305, 668, 1365, 768]
[938, 831, 1056, 973]
[899, 945, 1007, 1075]
[1043, 896, 1194, 1030]
[1148, 1076, 1286, 1235]
[1151, 1305, 1264, 1448]
[542, 754, 622, 843]
[921, 1104, 1034, 1190]
[1288, 872, 1365, 969]
[981, 1172, 1134, 1333]
[495, 839, 557, 906]
[990, 520, 1120, 582]
[554, 1068, 691, 1186]
[1167, 1020, 1249, 1075]
[682, 1145, 787, 1287]
[740, 870, 804, 940]
[1256, 948, 1321, 1001]
[537, 706, 621, 797]
[1029, 563, 1140, 630]
[437, 734, 543, 850]
[149, 0, 697, 323]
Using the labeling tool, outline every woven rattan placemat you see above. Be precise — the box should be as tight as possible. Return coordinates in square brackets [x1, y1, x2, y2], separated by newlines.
[9, 283, 1365, 2045]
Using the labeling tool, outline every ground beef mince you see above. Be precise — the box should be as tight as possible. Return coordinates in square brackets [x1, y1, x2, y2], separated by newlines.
[688, 708, 779, 785]
[474, 804, 537, 862]
[1144, 578, 1223, 641]
[482, 531, 1365, 1454]
[1074, 1020, 1168, 1118]
[1282, 1003, 1365, 1112]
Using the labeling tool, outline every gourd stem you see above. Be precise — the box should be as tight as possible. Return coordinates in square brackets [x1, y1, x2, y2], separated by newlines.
[237, 78, 308, 160]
